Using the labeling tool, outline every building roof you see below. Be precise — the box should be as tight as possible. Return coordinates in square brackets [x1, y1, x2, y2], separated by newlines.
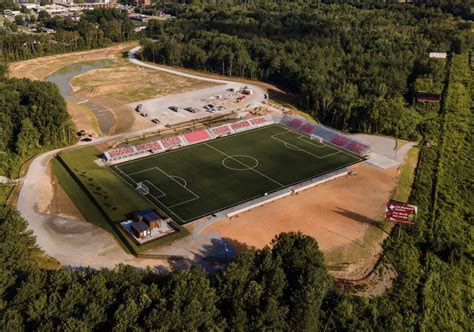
[131, 221, 149, 233]
[143, 212, 160, 223]
[416, 92, 440, 103]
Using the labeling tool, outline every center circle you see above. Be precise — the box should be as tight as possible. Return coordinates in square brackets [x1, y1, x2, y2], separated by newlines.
[222, 155, 259, 171]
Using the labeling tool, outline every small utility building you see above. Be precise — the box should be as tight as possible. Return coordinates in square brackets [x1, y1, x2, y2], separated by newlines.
[133, 210, 162, 230]
[131, 221, 151, 239]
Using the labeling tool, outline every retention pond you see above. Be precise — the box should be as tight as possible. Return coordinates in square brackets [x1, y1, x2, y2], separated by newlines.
[46, 59, 115, 134]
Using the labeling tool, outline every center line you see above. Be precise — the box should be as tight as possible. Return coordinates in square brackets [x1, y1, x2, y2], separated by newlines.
[205, 143, 284, 187]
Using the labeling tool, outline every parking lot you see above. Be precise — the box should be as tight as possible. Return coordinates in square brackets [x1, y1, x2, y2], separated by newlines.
[128, 83, 265, 128]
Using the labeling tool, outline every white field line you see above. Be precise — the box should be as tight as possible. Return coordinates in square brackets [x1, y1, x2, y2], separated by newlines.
[204, 143, 285, 187]
[142, 180, 166, 198]
[281, 126, 365, 161]
[152, 167, 199, 199]
[113, 165, 186, 223]
[297, 135, 331, 148]
[271, 132, 339, 159]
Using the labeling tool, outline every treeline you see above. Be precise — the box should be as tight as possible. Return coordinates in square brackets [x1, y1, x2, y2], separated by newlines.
[0, 73, 74, 178]
[1, 205, 334, 330]
[0, 8, 135, 62]
[141, 2, 472, 139]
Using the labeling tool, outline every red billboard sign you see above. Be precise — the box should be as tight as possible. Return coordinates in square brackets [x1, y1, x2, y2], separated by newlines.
[385, 199, 417, 225]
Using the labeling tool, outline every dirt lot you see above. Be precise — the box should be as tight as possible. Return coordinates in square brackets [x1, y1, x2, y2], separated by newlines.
[8, 42, 137, 80]
[205, 163, 398, 278]
[70, 61, 215, 105]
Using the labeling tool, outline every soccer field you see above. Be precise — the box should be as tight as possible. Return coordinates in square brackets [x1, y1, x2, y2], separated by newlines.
[112, 124, 364, 223]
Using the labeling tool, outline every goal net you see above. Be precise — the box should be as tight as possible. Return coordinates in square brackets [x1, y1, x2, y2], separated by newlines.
[136, 182, 149, 195]
[310, 134, 324, 143]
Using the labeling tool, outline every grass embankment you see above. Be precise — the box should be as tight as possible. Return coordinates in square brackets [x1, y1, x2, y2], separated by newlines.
[58, 146, 149, 222]
[51, 159, 112, 233]
[392, 147, 420, 202]
[55, 146, 189, 254]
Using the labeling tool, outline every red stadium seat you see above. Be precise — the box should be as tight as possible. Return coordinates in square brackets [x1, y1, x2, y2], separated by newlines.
[184, 130, 212, 144]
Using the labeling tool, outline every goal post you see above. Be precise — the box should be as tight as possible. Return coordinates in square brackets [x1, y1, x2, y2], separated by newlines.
[136, 182, 149, 195]
[310, 134, 324, 143]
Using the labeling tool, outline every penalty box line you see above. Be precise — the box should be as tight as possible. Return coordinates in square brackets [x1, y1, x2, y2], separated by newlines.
[113, 165, 187, 223]
[204, 143, 285, 188]
[271, 131, 340, 159]
[116, 165, 200, 209]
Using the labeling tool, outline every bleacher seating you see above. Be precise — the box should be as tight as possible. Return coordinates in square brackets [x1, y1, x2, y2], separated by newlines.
[331, 135, 349, 147]
[280, 115, 294, 125]
[184, 129, 212, 144]
[313, 126, 337, 142]
[230, 120, 251, 131]
[300, 123, 316, 134]
[211, 125, 232, 136]
[347, 142, 367, 154]
[160, 136, 184, 149]
[106, 146, 137, 160]
[136, 141, 162, 152]
[288, 118, 303, 129]
[250, 117, 267, 125]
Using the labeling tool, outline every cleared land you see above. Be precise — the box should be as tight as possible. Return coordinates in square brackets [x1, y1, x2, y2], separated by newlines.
[8, 42, 137, 80]
[205, 163, 398, 277]
[70, 60, 216, 105]
[9, 42, 217, 135]
[113, 125, 363, 223]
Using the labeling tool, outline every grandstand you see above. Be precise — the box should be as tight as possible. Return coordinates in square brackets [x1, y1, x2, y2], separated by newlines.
[230, 120, 251, 132]
[160, 136, 184, 149]
[103, 115, 370, 164]
[183, 129, 212, 144]
[211, 124, 233, 137]
[136, 141, 162, 153]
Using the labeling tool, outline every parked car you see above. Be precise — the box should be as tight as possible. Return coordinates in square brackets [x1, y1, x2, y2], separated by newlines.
[140, 112, 148, 117]
[168, 105, 179, 112]
[135, 104, 142, 112]
[81, 137, 92, 142]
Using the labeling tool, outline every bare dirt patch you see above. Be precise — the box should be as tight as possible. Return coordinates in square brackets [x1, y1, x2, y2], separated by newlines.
[71, 63, 216, 104]
[67, 101, 100, 136]
[8, 42, 137, 80]
[38, 162, 83, 220]
[205, 163, 397, 271]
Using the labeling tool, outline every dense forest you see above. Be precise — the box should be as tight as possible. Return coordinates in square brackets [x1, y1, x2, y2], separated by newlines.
[0, 8, 135, 62]
[0, 70, 73, 180]
[140, 2, 472, 139]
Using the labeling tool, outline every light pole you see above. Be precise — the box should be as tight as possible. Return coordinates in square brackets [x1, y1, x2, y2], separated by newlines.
[224, 242, 229, 265]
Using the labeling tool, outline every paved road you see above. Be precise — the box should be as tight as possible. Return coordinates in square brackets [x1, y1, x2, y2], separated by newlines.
[15, 47, 263, 270]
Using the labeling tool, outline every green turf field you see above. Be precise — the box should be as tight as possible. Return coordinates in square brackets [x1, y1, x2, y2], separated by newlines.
[112, 124, 364, 224]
